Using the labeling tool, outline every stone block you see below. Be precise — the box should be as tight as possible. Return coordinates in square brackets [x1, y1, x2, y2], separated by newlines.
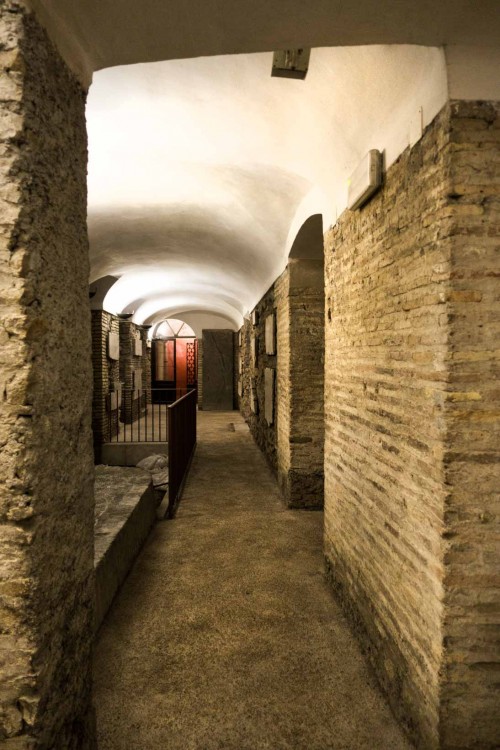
[202, 329, 234, 410]
[108, 331, 119, 360]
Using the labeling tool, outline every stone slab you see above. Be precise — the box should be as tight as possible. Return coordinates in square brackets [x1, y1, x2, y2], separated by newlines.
[202, 329, 234, 410]
[101, 441, 168, 466]
[94, 466, 158, 632]
[108, 331, 120, 360]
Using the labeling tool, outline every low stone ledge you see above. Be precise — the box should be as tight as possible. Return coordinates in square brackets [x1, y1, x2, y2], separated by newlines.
[101, 441, 168, 467]
[94, 466, 159, 633]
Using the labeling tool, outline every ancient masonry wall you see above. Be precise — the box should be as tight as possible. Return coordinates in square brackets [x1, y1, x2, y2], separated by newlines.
[239, 283, 279, 472]
[275, 271, 291, 496]
[118, 319, 150, 424]
[239, 265, 324, 508]
[440, 100, 500, 749]
[0, 4, 96, 747]
[287, 260, 324, 508]
[233, 331, 239, 408]
[91, 310, 120, 454]
[324, 101, 500, 750]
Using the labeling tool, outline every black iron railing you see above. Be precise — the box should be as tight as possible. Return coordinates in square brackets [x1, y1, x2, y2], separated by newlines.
[167, 389, 197, 515]
[107, 388, 189, 443]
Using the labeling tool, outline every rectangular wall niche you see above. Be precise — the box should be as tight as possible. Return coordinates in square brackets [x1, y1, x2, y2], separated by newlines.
[134, 337, 143, 356]
[108, 332, 119, 361]
[265, 313, 275, 355]
[264, 368, 275, 425]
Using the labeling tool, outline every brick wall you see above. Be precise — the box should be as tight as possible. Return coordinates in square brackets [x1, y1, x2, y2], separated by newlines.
[324, 100, 500, 749]
[118, 319, 150, 424]
[287, 260, 324, 507]
[275, 271, 291, 494]
[240, 264, 324, 508]
[440, 100, 500, 749]
[0, 5, 96, 745]
[91, 310, 120, 453]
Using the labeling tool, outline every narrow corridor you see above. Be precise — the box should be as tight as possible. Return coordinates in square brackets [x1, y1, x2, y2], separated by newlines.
[93, 411, 412, 750]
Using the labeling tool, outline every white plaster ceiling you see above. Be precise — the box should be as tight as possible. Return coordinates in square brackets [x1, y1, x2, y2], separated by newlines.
[27, 0, 500, 328]
[28, 0, 500, 88]
[29, 0, 498, 330]
[87, 46, 448, 327]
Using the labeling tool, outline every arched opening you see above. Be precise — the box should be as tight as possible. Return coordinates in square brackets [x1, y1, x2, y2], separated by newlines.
[282, 214, 325, 508]
[151, 318, 198, 403]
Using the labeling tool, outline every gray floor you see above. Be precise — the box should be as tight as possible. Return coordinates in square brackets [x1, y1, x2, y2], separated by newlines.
[94, 411, 412, 750]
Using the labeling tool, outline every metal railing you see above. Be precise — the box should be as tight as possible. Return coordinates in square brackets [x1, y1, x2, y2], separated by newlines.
[107, 388, 189, 443]
[168, 389, 197, 516]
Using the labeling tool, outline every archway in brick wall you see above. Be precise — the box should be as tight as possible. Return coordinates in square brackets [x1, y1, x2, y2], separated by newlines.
[278, 215, 325, 508]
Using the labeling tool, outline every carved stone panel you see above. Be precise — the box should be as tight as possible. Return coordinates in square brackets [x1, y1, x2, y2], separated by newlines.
[108, 331, 120, 361]
[202, 329, 234, 410]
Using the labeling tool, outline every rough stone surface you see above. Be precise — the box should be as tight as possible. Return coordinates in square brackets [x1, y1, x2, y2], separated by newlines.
[440, 100, 500, 750]
[324, 100, 500, 750]
[0, 4, 96, 747]
[201, 329, 234, 410]
[94, 466, 156, 632]
[239, 282, 279, 471]
[286, 259, 324, 508]
[93, 411, 412, 750]
[240, 264, 324, 508]
[91, 310, 120, 453]
[118, 319, 150, 424]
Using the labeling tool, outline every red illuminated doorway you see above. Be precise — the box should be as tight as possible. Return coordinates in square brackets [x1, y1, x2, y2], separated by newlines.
[151, 319, 197, 403]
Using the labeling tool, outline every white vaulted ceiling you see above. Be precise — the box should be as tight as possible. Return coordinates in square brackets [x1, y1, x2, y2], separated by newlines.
[87, 46, 448, 327]
[28, 0, 499, 329]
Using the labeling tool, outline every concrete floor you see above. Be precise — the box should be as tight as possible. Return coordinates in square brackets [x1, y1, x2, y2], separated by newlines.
[94, 411, 413, 750]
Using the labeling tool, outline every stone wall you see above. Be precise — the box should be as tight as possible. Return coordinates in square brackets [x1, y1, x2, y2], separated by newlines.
[0, 4, 96, 747]
[440, 100, 500, 749]
[201, 329, 234, 410]
[91, 310, 120, 454]
[118, 319, 150, 424]
[285, 259, 324, 508]
[324, 100, 500, 749]
[239, 283, 279, 471]
[239, 265, 324, 508]
[275, 272, 291, 494]
[233, 331, 239, 409]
